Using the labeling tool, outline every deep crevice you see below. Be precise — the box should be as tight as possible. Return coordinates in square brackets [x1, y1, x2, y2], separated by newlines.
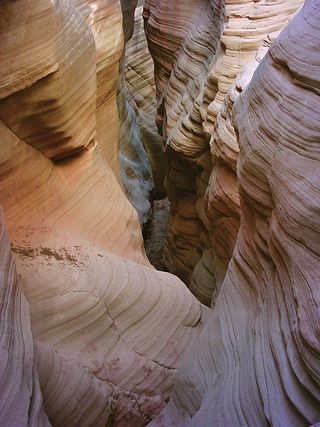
[143, 197, 170, 271]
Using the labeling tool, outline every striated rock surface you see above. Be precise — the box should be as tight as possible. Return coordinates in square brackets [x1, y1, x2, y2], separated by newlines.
[118, 0, 154, 224]
[0, 0, 147, 266]
[191, 0, 302, 305]
[0, 1, 208, 425]
[125, 4, 166, 198]
[118, 3, 166, 224]
[144, 0, 225, 286]
[125, 2, 166, 198]
[117, 55, 154, 224]
[0, 209, 50, 427]
[72, 0, 124, 175]
[2, 0, 320, 426]
[151, 1, 320, 425]
[145, 0, 302, 304]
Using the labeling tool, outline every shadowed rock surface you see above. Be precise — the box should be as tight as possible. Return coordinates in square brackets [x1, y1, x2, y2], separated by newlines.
[143, 198, 170, 271]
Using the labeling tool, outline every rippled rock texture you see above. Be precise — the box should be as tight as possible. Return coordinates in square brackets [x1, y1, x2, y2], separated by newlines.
[118, 0, 153, 224]
[118, 1, 166, 224]
[144, 0, 302, 305]
[150, 1, 320, 425]
[0, 210, 51, 427]
[1, 0, 320, 426]
[0, 1, 207, 425]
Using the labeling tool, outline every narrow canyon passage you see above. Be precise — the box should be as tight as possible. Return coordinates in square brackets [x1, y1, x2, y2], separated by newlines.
[0, 1, 319, 427]
[121, 2, 171, 273]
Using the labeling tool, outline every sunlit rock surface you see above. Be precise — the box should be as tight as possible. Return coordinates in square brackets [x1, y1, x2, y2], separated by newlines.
[0, 1, 208, 425]
[150, 1, 320, 425]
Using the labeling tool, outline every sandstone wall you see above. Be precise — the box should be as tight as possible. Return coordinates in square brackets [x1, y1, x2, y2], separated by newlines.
[1, 0, 319, 425]
[144, 0, 225, 287]
[125, 5, 166, 198]
[150, 1, 320, 425]
[0, 1, 208, 425]
[145, 0, 302, 306]
[0, 210, 51, 427]
[118, 2, 166, 225]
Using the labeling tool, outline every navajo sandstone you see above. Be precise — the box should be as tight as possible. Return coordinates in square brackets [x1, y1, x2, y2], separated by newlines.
[0, 0, 319, 426]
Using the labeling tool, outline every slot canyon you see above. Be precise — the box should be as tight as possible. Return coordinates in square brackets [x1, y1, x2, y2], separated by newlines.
[0, 0, 319, 426]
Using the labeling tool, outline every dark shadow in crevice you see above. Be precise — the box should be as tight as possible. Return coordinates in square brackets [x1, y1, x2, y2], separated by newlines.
[143, 197, 170, 271]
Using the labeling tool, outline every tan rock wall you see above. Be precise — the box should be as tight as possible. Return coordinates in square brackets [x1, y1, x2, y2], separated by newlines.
[0, 210, 51, 427]
[118, 3, 166, 224]
[0, 1, 208, 425]
[145, 0, 302, 306]
[144, 0, 225, 285]
[150, 1, 320, 425]
[125, 5, 166, 197]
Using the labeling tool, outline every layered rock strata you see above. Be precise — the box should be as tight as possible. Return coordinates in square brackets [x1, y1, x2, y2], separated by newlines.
[118, 3, 166, 224]
[151, 1, 320, 425]
[191, 0, 302, 305]
[0, 1, 208, 425]
[125, 4, 166, 198]
[145, 0, 302, 305]
[144, 0, 225, 285]
[0, 210, 50, 427]
[118, 0, 154, 224]
[117, 55, 154, 224]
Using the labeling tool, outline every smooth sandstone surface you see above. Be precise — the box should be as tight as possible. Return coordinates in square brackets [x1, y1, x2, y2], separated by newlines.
[118, 0, 154, 225]
[150, 1, 320, 425]
[1, 0, 320, 426]
[0, 1, 208, 425]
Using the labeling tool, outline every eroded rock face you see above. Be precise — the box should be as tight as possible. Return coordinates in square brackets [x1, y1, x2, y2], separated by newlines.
[118, 0, 154, 225]
[144, 0, 225, 287]
[2, 0, 319, 425]
[118, 54, 155, 225]
[191, 0, 302, 305]
[0, 1, 208, 425]
[125, 4, 166, 198]
[144, 0, 302, 305]
[118, 3, 167, 225]
[150, 1, 320, 425]
[117, 0, 166, 226]
[0, 210, 50, 427]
